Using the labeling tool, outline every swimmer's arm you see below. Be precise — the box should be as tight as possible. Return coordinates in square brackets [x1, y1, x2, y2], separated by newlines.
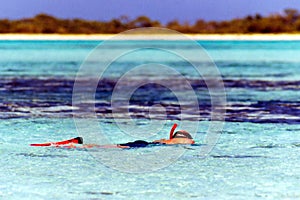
[152, 138, 171, 144]
[152, 138, 195, 144]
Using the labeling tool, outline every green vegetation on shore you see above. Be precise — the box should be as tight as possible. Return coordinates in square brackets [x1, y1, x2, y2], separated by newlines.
[1, 9, 300, 34]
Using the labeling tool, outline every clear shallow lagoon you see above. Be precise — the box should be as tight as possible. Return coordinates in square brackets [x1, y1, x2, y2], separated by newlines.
[1, 118, 300, 199]
[0, 40, 300, 199]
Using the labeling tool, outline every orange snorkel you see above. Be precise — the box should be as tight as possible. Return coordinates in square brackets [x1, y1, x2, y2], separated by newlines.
[169, 123, 178, 139]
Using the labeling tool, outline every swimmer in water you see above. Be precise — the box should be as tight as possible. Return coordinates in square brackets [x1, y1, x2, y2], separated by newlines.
[30, 124, 195, 148]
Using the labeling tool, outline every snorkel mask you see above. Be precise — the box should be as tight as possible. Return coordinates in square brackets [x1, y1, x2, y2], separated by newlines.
[169, 123, 193, 140]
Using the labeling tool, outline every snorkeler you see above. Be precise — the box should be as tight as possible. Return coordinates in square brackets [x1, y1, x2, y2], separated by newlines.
[30, 123, 195, 148]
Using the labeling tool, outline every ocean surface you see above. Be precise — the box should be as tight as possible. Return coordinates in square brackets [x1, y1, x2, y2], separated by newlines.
[0, 40, 300, 199]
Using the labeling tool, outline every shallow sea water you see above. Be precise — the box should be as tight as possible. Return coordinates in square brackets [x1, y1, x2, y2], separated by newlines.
[0, 40, 300, 199]
[1, 118, 300, 199]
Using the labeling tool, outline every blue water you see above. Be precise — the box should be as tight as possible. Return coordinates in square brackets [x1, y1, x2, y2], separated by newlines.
[1, 40, 300, 199]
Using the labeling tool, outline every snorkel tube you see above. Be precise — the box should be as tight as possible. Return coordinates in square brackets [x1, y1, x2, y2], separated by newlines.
[169, 123, 178, 139]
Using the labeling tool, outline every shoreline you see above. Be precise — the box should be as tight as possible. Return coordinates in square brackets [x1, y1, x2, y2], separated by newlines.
[1, 33, 300, 40]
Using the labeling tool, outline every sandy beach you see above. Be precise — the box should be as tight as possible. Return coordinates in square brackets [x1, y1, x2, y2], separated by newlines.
[1, 33, 300, 40]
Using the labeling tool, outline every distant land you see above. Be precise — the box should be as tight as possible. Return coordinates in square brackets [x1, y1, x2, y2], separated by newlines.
[1, 9, 300, 34]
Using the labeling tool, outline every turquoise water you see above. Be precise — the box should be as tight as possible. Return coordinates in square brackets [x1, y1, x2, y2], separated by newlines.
[1, 119, 300, 199]
[0, 40, 300, 199]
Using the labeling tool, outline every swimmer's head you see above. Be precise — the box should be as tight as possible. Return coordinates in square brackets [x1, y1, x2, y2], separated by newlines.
[169, 123, 193, 140]
[172, 130, 193, 139]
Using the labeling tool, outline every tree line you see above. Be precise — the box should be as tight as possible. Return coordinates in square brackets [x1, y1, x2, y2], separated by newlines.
[1, 9, 300, 34]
